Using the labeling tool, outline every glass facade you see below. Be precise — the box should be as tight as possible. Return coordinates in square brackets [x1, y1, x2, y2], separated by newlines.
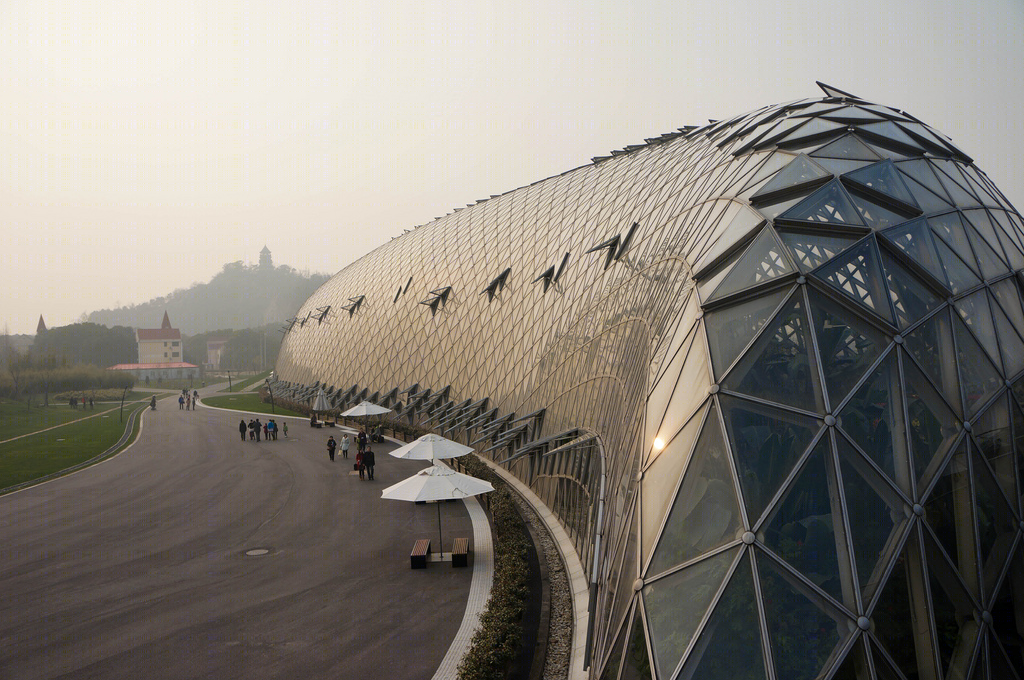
[276, 84, 1024, 680]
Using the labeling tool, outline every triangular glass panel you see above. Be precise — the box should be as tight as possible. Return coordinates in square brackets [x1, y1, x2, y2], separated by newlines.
[935, 238, 982, 295]
[848, 191, 913, 230]
[756, 550, 849, 680]
[879, 248, 943, 330]
[923, 441, 977, 585]
[859, 121, 925, 151]
[844, 159, 920, 209]
[704, 286, 792, 379]
[972, 447, 1017, 597]
[972, 396, 1018, 509]
[755, 192, 811, 221]
[967, 226, 1012, 281]
[879, 218, 949, 288]
[991, 210, 1024, 265]
[836, 436, 908, 602]
[762, 438, 845, 602]
[777, 118, 847, 147]
[992, 278, 1024, 335]
[1012, 394, 1024, 509]
[828, 637, 872, 680]
[698, 246, 744, 303]
[720, 394, 821, 526]
[694, 206, 766, 276]
[922, 529, 982, 679]
[648, 404, 742, 577]
[903, 355, 962, 489]
[822, 106, 886, 122]
[990, 292, 1024, 379]
[990, 633, 1024, 680]
[898, 159, 952, 202]
[930, 213, 982, 276]
[963, 209, 1011, 266]
[643, 547, 738, 680]
[871, 527, 930, 680]
[780, 180, 866, 226]
[677, 553, 769, 680]
[811, 237, 896, 325]
[811, 157, 875, 177]
[932, 160, 982, 208]
[619, 601, 653, 680]
[751, 154, 832, 202]
[955, 291, 1004, 375]
[837, 353, 908, 490]
[989, 550, 1024, 679]
[598, 606, 631, 680]
[902, 173, 957, 215]
[721, 293, 826, 412]
[809, 287, 889, 408]
[810, 134, 882, 161]
[706, 227, 796, 303]
[953, 314, 1004, 416]
[642, 407, 705, 561]
[777, 228, 861, 273]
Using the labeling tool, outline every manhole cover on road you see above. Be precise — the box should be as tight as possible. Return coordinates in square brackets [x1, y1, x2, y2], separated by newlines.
[245, 548, 271, 556]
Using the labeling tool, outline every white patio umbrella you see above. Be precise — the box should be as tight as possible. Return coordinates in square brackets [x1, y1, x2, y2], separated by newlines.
[387, 433, 473, 461]
[382, 464, 494, 557]
[311, 388, 331, 413]
[340, 400, 393, 417]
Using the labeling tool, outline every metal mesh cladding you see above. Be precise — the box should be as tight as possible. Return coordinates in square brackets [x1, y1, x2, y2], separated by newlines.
[277, 84, 1024, 680]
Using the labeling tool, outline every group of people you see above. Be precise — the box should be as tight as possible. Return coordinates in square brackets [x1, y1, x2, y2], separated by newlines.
[326, 429, 375, 480]
[68, 396, 94, 409]
[179, 389, 199, 411]
[240, 417, 286, 441]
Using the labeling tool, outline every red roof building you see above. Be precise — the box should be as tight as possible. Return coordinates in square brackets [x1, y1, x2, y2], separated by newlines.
[136, 311, 183, 364]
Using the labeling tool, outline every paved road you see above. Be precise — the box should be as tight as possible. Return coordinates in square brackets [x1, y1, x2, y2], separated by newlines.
[0, 398, 473, 680]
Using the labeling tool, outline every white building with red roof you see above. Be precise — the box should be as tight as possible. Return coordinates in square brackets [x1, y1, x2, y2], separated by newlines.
[107, 312, 199, 383]
[136, 311, 182, 364]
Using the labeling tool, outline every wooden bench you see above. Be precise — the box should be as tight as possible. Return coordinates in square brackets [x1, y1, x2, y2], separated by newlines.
[451, 537, 469, 568]
[410, 539, 431, 569]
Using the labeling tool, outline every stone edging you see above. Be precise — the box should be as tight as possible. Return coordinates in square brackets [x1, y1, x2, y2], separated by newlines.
[476, 456, 590, 680]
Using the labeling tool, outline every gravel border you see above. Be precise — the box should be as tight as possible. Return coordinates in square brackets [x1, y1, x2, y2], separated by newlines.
[509, 493, 572, 680]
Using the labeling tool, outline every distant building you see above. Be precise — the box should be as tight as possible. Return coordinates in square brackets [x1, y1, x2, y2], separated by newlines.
[36, 315, 46, 334]
[107, 361, 198, 383]
[206, 338, 229, 370]
[136, 311, 182, 364]
[259, 245, 273, 269]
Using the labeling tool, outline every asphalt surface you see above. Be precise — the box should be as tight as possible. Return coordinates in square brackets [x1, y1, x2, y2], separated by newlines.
[0, 395, 474, 680]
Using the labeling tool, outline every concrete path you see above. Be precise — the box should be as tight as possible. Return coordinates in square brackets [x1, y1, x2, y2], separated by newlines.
[0, 395, 477, 680]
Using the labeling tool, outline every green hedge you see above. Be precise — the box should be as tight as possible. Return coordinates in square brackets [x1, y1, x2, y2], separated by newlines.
[457, 455, 531, 680]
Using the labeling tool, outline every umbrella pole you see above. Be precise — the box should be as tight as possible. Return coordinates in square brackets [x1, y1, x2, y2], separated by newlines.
[437, 502, 443, 559]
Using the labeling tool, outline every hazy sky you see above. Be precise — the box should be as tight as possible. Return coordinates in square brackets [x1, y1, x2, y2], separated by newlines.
[2, 0, 1022, 335]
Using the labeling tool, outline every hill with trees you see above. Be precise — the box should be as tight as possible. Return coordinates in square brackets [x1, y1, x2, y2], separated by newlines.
[86, 261, 329, 336]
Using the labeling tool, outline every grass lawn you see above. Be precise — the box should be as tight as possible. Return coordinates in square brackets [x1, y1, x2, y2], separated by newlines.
[202, 392, 303, 416]
[218, 370, 272, 393]
[0, 394, 158, 442]
[0, 401, 149, 491]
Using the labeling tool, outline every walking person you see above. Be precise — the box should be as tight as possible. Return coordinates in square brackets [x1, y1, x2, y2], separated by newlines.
[255, 419, 262, 442]
[249, 419, 256, 440]
[263, 421, 269, 441]
[340, 434, 350, 459]
[357, 429, 367, 455]
[327, 435, 337, 462]
[239, 419, 247, 441]
[282, 421, 289, 438]
[179, 394, 185, 410]
[356, 450, 364, 480]
[363, 447, 375, 480]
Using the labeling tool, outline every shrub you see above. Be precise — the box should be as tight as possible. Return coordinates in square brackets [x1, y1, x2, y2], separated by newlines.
[457, 455, 532, 680]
